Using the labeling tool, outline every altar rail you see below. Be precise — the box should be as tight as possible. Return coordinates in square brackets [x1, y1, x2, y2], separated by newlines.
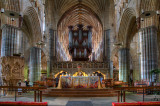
[0, 86, 46, 102]
[52, 61, 109, 73]
[114, 86, 160, 102]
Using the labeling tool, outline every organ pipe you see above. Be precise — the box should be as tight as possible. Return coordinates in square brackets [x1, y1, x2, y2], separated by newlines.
[68, 24, 92, 61]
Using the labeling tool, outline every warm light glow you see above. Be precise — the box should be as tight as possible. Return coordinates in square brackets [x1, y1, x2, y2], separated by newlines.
[93, 71, 106, 79]
[73, 71, 88, 76]
[54, 71, 67, 78]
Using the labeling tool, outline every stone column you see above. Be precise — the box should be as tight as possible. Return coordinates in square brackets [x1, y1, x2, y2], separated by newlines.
[29, 47, 41, 84]
[110, 61, 113, 79]
[47, 29, 57, 77]
[119, 48, 130, 82]
[47, 60, 50, 77]
[139, 26, 158, 82]
[1, 24, 22, 57]
[103, 29, 110, 63]
[0, 64, 2, 86]
[103, 29, 111, 78]
[0, 24, 24, 88]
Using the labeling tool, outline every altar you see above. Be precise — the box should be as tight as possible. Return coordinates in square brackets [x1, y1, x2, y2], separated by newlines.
[57, 76, 102, 89]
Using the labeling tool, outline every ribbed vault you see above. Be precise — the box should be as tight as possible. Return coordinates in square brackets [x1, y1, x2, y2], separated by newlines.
[47, 0, 108, 21]
[57, 3, 103, 60]
[22, 7, 42, 46]
[117, 8, 137, 48]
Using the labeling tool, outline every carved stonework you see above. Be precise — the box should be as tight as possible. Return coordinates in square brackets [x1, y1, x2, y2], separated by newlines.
[1, 56, 24, 86]
[52, 61, 109, 79]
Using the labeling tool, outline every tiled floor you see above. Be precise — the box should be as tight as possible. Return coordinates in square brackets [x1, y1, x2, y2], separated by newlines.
[0, 94, 159, 106]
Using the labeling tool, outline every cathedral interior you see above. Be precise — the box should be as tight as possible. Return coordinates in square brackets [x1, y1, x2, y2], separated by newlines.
[0, 0, 160, 106]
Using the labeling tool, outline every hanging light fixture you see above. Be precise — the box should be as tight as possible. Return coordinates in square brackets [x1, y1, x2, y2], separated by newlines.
[140, 9, 160, 19]
[0, 0, 22, 18]
[0, 0, 23, 25]
[140, 11, 156, 18]
[1, 8, 4, 13]
[4, 10, 20, 19]
[157, 10, 160, 15]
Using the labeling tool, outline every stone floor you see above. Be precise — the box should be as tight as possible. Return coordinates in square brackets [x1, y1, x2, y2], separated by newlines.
[0, 93, 159, 106]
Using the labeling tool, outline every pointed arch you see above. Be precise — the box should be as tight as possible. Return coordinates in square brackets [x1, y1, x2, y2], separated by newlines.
[117, 8, 137, 48]
[22, 7, 42, 46]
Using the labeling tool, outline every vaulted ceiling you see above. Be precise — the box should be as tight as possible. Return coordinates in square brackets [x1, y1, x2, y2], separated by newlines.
[45, 0, 114, 61]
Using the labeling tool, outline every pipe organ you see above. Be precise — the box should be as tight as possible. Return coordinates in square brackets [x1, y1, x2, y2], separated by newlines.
[68, 24, 92, 61]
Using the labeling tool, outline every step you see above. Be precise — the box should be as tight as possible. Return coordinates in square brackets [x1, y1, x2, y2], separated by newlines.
[50, 89, 114, 92]
[47, 91, 116, 94]
[42, 88, 117, 97]
[43, 94, 117, 97]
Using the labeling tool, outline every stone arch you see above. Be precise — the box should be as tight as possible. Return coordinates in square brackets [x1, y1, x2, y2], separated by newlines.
[117, 8, 137, 48]
[22, 7, 42, 46]
[106, 0, 115, 29]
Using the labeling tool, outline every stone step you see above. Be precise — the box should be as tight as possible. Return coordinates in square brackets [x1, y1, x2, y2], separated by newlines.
[50, 88, 113, 91]
[43, 88, 117, 97]
[47, 91, 116, 94]
[43, 94, 117, 97]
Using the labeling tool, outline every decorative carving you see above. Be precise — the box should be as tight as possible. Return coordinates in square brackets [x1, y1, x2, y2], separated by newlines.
[52, 61, 109, 77]
[3, 65, 11, 77]
[1, 56, 24, 87]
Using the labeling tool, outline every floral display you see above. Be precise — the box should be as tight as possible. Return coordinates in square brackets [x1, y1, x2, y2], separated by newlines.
[61, 76, 99, 88]
[61, 76, 72, 88]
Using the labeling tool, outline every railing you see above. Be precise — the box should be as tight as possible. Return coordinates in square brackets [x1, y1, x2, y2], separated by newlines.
[0, 86, 46, 102]
[114, 86, 160, 102]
